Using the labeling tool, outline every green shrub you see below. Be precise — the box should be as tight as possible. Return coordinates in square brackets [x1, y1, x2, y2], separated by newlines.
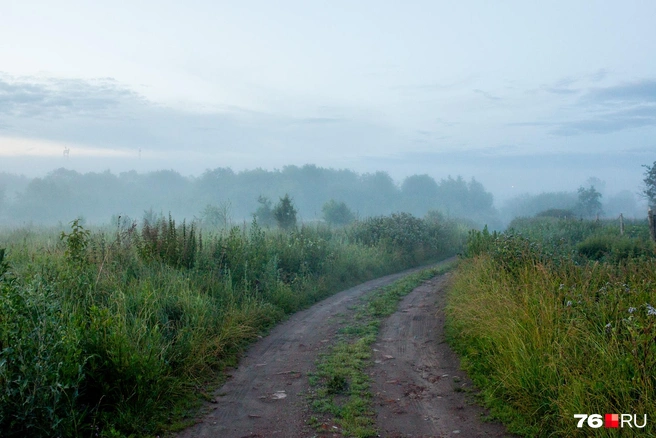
[0, 265, 86, 437]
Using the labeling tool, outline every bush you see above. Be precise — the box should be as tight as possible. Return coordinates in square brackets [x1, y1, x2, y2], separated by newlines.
[535, 208, 574, 218]
[272, 194, 297, 230]
[322, 200, 355, 226]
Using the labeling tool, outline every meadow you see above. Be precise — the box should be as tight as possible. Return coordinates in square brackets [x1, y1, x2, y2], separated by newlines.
[0, 212, 467, 437]
[447, 217, 656, 437]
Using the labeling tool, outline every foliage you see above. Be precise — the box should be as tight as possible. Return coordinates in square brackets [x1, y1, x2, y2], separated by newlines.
[643, 161, 656, 207]
[0, 166, 501, 229]
[448, 217, 656, 437]
[60, 218, 91, 265]
[0, 213, 467, 436]
[0, 250, 86, 437]
[535, 208, 574, 218]
[322, 199, 356, 226]
[199, 203, 231, 228]
[138, 214, 198, 269]
[575, 185, 603, 218]
[272, 194, 297, 230]
[253, 196, 275, 227]
[502, 191, 577, 222]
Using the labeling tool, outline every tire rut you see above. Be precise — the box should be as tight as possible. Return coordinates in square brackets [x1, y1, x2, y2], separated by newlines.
[371, 274, 514, 438]
[175, 267, 426, 438]
[175, 264, 514, 438]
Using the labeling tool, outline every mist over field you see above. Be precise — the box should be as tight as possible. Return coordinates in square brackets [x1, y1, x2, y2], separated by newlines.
[1, 1, 655, 224]
[0, 164, 648, 230]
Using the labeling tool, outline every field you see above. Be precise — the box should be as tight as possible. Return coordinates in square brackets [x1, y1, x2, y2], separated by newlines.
[0, 213, 466, 437]
[3, 211, 655, 437]
[447, 217, 656, 436]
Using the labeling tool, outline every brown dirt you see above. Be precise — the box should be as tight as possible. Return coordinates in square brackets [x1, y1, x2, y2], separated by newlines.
[175, 264, 514, 438]
[370, 273, 514, 438]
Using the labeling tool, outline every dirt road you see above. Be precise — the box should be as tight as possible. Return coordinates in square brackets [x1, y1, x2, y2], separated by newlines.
[176, 266, 513, 438]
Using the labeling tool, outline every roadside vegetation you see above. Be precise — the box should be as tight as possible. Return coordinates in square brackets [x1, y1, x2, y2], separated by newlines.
[0, 211, 467, 437]
[446, 217, 656, 437]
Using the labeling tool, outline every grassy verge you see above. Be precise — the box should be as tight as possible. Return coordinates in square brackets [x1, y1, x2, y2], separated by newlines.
[308, 261, 456, 437]
[447, 221, 656, 437]
[0, 215, 466, 437]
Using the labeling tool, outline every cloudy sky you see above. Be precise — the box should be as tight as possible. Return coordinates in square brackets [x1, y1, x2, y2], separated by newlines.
[1, 0, 655, 201]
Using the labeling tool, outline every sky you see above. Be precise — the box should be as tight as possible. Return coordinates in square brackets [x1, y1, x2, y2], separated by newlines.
[1, 0, 655, 203]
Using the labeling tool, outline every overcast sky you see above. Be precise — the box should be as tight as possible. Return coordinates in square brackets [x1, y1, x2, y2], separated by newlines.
[1, 0, 655, 202]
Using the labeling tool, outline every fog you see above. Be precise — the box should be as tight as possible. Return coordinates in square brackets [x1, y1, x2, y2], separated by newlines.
[1, 2, 655, 225]
[0, 164, 648, 231]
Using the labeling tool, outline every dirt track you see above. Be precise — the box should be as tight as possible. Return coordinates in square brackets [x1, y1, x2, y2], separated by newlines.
[176, 265, 513, 438]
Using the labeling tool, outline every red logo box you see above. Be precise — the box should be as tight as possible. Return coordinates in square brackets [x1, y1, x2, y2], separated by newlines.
[605, 414, 619, 428]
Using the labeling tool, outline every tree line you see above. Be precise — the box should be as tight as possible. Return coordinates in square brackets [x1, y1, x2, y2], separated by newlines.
[0, 165, 499, 227]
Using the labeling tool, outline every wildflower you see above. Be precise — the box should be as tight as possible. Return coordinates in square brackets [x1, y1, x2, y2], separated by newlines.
[559, 284, 564, 290]
[628, 307, 636, 314]
[605, 322, 612, 334]
[646, 304, 656, 317]
[566, 301, 572, 307]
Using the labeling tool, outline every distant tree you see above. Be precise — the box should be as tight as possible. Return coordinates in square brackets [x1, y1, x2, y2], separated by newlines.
[501, 191, 577, 221]
[254, 196, 275, 227]
[401, 174, 439, 215]
[643, 161, 656, 207]
[199, 202, 232, 228]
[585, 176, 606, 193]
[359, 171, 399, 216]
[322, 199, 355, 226]
[576, 186, 603, 218]
[535, 208, 574, 218]
[272, 194, 297, 230]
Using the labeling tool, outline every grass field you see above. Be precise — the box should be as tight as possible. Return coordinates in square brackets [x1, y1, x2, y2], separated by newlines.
[446, 217, 656, 437]
[0, 213, 467, 437]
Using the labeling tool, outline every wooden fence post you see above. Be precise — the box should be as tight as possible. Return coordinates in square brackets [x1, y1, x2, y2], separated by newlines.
[649, 208, 656, 242]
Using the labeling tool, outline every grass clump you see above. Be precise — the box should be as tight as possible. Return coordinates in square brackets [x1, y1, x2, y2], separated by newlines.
[447, 218, 656, 437]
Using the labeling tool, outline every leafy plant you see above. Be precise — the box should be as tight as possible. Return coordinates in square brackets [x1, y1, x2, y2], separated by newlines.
[60, 218, 91, 265]
[272, 194, 297, 230]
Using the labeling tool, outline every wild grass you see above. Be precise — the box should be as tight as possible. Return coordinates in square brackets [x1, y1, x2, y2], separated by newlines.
[447, 218, 656, 437]
[0, 213, 465, 437]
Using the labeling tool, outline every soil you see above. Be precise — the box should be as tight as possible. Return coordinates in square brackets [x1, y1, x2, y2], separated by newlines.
[175, 263, 514, 438]
[370, 274, 512, 438]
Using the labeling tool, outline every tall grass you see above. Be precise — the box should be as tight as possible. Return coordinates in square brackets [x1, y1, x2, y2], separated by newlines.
[0, 213, 465, 437]
[447, 218, 656, 437]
